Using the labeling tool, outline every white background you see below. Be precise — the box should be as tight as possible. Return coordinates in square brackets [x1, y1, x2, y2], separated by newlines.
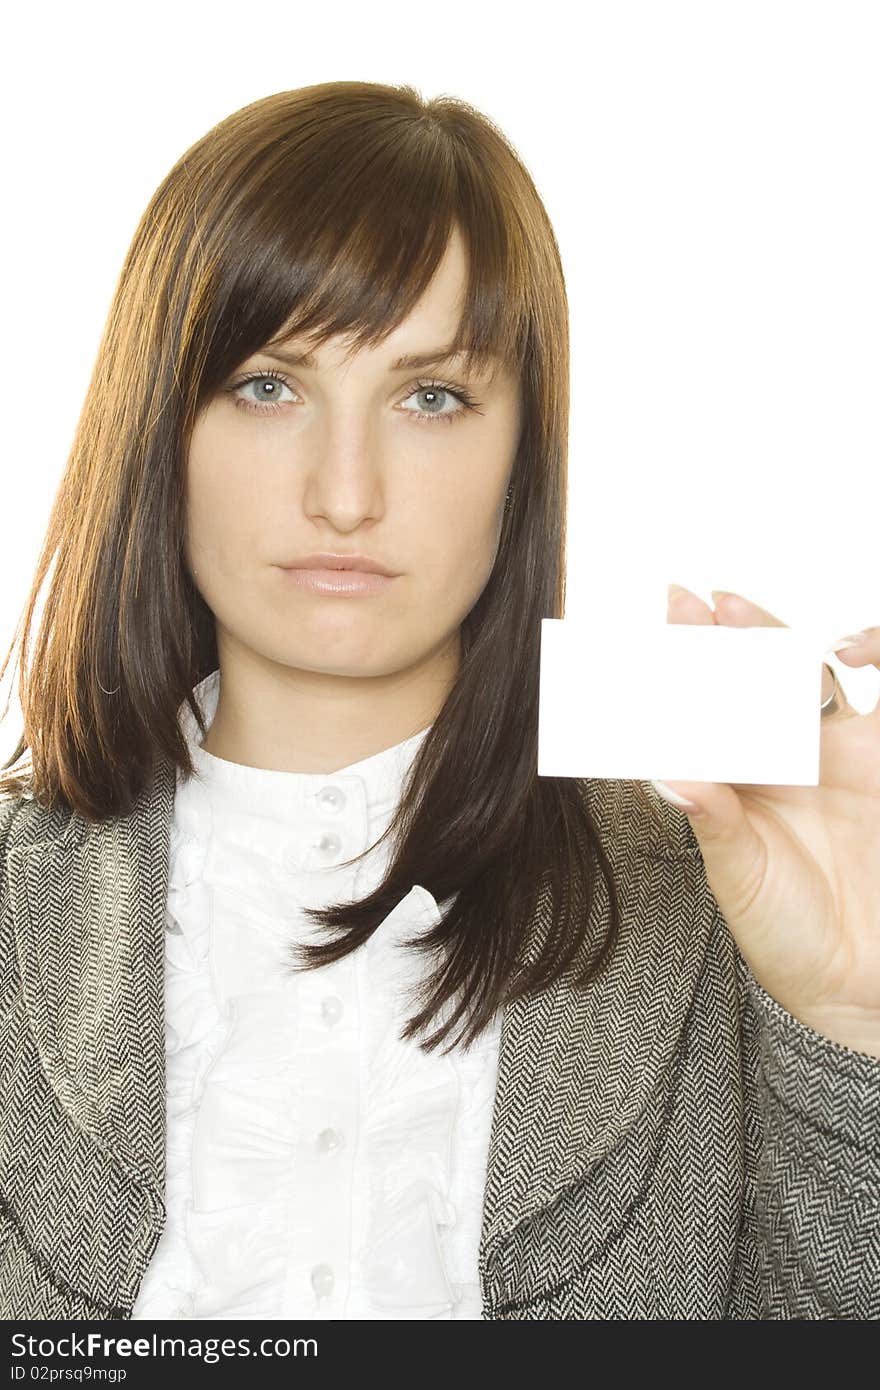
[1, 0, 878, 763]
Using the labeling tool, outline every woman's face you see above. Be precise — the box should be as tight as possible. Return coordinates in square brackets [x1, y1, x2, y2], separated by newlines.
[185, 226, 522, 686]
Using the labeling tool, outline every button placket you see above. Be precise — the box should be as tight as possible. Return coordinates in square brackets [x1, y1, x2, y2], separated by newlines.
[314, 783, 346, 865]
[281, 782, 353, 872]
[282, 782, 362, 1317]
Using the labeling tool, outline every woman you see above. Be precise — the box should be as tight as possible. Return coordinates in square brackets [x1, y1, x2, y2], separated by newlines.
[1, 80, 878, 1322]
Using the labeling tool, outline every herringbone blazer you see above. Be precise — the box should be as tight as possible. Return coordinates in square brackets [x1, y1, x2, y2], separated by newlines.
[2, 757, 879, 1320]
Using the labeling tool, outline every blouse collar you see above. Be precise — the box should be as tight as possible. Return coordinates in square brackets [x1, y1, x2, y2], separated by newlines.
[176, 668, 433, 821]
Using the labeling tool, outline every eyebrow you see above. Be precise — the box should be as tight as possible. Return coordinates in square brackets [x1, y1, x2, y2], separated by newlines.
[260, 342, 476, 373]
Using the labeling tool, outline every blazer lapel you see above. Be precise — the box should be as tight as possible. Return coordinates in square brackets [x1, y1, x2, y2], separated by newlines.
[8, 757, 176, 1203]
[477, 778, 717, 1279]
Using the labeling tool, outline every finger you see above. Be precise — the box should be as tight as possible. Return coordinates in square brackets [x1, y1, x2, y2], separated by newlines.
[833, 625, 880, 677]
[667, 584, 715, 624]
[669, 586, 841, 707]
[667, 585, 787, 628]
[709, 589, 787, 628]
[831, 625, 880, 723]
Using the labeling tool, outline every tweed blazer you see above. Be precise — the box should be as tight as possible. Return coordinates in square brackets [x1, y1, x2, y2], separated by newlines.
[2, 757, 879, 1321]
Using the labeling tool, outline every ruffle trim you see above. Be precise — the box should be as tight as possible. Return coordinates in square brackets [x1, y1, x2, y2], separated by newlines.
[132, 822, 501, 1320]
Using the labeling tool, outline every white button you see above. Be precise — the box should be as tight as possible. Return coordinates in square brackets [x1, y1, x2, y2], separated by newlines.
[317, 785, 345, 813]
[320, 995, 344, 1026]
[316, 1127, 344, 1153]
[316, 832, 342, 860]
[310, 1264, 335, 1297]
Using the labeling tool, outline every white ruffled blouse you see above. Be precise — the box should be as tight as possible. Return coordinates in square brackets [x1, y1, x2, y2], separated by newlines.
[130, 669, 502, 1321]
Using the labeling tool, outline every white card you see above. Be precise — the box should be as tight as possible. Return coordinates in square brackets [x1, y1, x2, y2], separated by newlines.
[537, 617, 827, 785]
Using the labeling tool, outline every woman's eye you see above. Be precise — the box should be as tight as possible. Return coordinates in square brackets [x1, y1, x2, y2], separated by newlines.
[399, 382, 476, 425]
[229, 370, 296, 415]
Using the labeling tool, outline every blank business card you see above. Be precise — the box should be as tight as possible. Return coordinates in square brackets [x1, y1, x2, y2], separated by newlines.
[537, 617, 825, 785]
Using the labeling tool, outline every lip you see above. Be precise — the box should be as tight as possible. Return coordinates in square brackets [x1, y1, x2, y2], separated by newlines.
[281, 552, 398, 577]
[277, 566, 397, 596]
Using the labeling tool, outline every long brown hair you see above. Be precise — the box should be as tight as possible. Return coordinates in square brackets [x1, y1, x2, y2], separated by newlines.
[0, 81, 668, 1052]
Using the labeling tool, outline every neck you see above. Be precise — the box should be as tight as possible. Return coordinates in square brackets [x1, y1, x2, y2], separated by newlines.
[197, 628, 458, 774]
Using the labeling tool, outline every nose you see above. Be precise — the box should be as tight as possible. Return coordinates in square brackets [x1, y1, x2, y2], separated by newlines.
[300, 413, 385, 530]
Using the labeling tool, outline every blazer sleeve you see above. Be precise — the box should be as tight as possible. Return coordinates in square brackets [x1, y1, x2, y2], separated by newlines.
[725, 918, 880, 1319]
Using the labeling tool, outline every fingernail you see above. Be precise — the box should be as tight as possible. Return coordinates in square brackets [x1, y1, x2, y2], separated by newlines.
[650, 780, 701, 813]
[668, 584, 689, 599]
[829, 633, 865, 652]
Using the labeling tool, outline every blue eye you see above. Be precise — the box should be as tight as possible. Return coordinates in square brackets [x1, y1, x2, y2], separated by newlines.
[398, 381, 481, 425]
[228, 369, 295, 415]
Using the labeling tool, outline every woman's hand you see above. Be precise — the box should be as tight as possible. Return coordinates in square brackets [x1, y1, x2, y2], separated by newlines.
[655, 585, 880, 1059]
